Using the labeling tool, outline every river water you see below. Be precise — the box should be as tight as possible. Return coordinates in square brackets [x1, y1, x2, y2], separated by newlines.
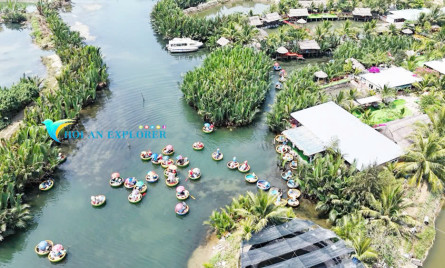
[1, 1, 443, 267]
[0, 23, 49, 87]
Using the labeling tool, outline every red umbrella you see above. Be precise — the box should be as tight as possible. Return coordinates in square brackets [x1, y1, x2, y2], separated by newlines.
[111, 172, 120, 178]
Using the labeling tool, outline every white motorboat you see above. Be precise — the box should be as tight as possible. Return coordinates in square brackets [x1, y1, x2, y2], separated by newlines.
[166, 38, 203, 53]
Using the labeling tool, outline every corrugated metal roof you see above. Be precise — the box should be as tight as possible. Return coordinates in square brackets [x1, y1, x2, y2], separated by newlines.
[282, 127, 325, 156]
[424, 58, 445, 75]
[359, 67, 422, 89]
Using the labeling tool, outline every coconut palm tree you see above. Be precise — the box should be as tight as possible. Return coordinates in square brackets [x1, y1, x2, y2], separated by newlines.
[235, 191, 294, 232]
[360, 185, 414, 234]
[352, 232, 379, 262]
[398, 131, 445, 192]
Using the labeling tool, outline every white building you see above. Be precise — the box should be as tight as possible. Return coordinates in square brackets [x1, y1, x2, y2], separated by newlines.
[283, 102, 403, 170]
[359, 67, 422, 90]
[424, 58, 445, 75]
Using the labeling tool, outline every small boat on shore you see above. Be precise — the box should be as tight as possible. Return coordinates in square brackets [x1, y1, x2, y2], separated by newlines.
[188, 168, 201, 180]
[146, 171, 159, 183]
[166, 174, 179, 187]
[161, 157, 174, 168]
[124, 177, 138, 189]
[287, 198, 300, 207]
[275, 82, 282, 90]
[134, 181, 147, 194]
[281, 170, 293, 181]
[176, 155, 190, 167]
[176, 186, 190, 200]
[276, 144, 291, 154]
[212, 149, 223, 161]
[269, 187, 283, 198]
[166, 38, 203, 53]
[39, 179, 54, 191]
[287, 189, 301, 199]
[289, 160, 298, 170]
[48, 244, 67, 263]
[57, 153, 67, 164]
[35, 240, 53, 256]
[273, 62, 282, 71]
[238, 161, 250, 173]
[202, 123, 214, 134]
[140, 150, 153, 161]
[91, 195, 106, 207]
[227, 156, 239, 169]
[162, 145, 174, 156]
[128, 191, 143, 204]
[257, 180, 270, 191]
[175, 202, 189, 216]
[287, 179, 298, 189]
[282, 153, 293, 162]
[192, 141, 204, 150]
[151, 153, 162, 164]
[245, 173, 258, 183]
[274, 134, 287, 143]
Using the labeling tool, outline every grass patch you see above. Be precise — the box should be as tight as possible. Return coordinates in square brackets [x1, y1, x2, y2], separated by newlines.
[308, 13, 338, 19]
[414, 226, 436, 259]
[353, 99, 412, 125]
[320, 78, 350, 89]
[204, 232, 242, 268]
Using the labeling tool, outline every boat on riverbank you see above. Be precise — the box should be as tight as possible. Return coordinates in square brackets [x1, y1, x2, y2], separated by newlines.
[166, 38, 203, 53]
[35, 240, 53, 256]
[39, 179, 54, 191]
[287, 179, 298, 189]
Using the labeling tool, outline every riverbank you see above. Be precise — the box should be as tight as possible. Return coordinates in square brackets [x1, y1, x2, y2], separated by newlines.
[183, 0, 276, 15]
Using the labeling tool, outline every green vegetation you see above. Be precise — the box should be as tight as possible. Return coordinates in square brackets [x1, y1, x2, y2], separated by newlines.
[0, 0, 26, 23]
[353, 99, 412, 126]
[151, 0, 258, 46]
[0, 2, 107, 240]
[181, 46, 270, 126]
[0, 77, 41, 130]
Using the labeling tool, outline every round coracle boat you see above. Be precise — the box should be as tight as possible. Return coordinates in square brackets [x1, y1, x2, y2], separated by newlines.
[202, 126, 213, 134]
[109, 177, 124, 187]
[39, 179, 54, 191]
[91, 195, 106, 207]
[175, 202, 189, 216]
[166, 176, 179, 187]
[227, 161, 239, 170]
[162, 145, 174, 156]
[276, 145, 291, 154]
[274, 134, 287, 143]
[289, 161, 298, 170]
[128, 193, 143, 204]
[134, 182, 147, 194]
[269, 187, 283, 198]
[124, 178, 138, 189]
[161, 159, 174, 169]
[176, 187, 190, 200]
[151, 155, 162, 165]
[212, 152, 223, 161]
[287, 198, 300, 207]
[287, 179, 299, 189]
[287, 189, 301, 199]
[188, 168, 201, 180]
[282, 153, 293, 162]
[145, 171, 159, 183]
[238, 163, 250, 173]
[35, 240, 53, 256]
[281, 171, 293, 181]
[48, 245, 67, 263]
[57, 154, 67, 164]
[245, 173, 258, 183]
[192, 141, 204, 150]
[140, 150, 152, 161]
[176, 158, 190, 168]
[257, 180, 271, 191]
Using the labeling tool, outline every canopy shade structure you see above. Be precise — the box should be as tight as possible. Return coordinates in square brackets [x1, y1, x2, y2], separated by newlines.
[402, 28, 413, 35]
[216, 37, 230, 46]
[289, 102, 403, 170]
[296, 18, 307, 24]
[282, 127, 325, 156]
[298, 40, 321, 50]
[240, 219, 364, 268]
[248, 16, 263, 27]
[314, 71, 328, 79]
[276, 46, 289, 54]
[355, 95, 382, 106]
[288, 8, 309, 17]
[263, 12, 281, 23]
[359, 67, 422, 90]
[424, 58, 445, 75]
[352, 7, 372, 17]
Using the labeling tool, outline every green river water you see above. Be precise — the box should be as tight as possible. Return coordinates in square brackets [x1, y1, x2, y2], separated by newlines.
[1, 1, 445, 267]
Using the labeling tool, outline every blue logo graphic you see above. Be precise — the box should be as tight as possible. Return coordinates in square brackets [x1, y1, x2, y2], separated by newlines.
[43, 119, 75, 143]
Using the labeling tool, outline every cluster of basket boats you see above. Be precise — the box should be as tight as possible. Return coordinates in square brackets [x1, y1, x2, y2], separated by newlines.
[34, 240, 67, 263]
